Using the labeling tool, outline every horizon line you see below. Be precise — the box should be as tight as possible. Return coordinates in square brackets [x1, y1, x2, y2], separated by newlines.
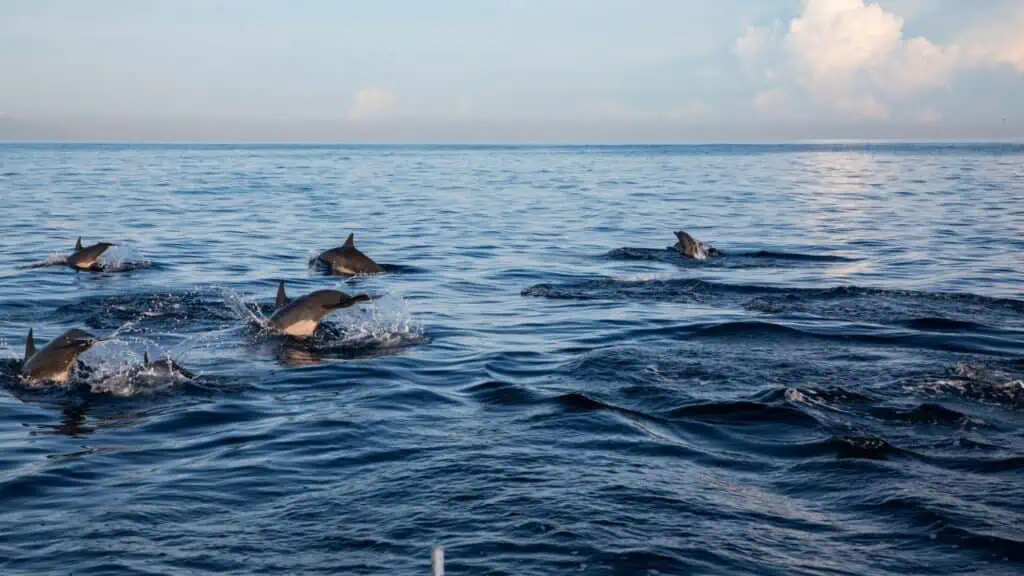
[3, 138, 1024, 146]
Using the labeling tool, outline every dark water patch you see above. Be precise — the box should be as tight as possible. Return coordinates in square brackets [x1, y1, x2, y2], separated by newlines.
[523, 278, 1024, 349]
[526, 277, 1024, 312]
[901, 316, 987, 331]
[48, 290, 237, 330]
[866, 496, 1024, 562]
[868, 403, 976, 427]
[667, 400, 823, 427]
[743, 285, 1024, 322]
[378, 263, 428, 274]
[602, 246, 857, 269]
[743, 250, 859, 262]
[460, 380, 544, 408]
[829, 435, 901, 460]
[934, 526, 1024, 563]
[553, 391, 626, 414]
[679, 320, 1020, 356]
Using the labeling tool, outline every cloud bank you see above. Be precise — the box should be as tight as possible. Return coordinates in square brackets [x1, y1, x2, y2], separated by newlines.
[736, 0, 1024, 120]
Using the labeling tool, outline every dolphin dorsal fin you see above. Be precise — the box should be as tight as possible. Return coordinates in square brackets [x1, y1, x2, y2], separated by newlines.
[343, 233, 355, 249]
[143, 351, 150, 366]
[75, 237, 83, 251]
[276, 281, 289, 308]
[25, 328, 36, 361]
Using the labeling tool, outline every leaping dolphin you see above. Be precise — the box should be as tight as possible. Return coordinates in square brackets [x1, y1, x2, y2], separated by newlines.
[674, 230, 720, 260]
[142, 351, 195, 379]
[21, 328, 102, 384]
[316, 233, 383, 276]
[268, 281, 371, 338]
[67, 237, 116, 271]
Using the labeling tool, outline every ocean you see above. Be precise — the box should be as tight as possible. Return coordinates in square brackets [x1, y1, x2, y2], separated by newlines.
[1, 142, 1022, 575]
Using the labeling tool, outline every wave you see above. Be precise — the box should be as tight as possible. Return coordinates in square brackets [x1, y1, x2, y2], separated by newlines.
[49, 289, 238, 330]
[602, 247, 859, 266]
[666, 400, 822, 427]
[525, 276, 1024, 312]
[20, 252, 157, 273]
[915, 362, 1024, 409]
[826, 435, 902, 460]
[522, 277, 1024, 351]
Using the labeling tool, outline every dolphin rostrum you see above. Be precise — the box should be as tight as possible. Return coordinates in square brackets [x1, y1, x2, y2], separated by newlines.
[316, 233, 383, 276]
[67, 237, 116, 271]
[142, 351, 195, 379]
[674, 230, 720, 260]
[268, 281, 371, 338]
[21, 328, 102, 383]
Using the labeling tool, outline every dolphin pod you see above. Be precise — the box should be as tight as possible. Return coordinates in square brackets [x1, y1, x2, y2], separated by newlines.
[16, 229, 716, 386]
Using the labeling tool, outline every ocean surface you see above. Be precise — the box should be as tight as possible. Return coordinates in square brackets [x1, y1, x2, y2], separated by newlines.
[0, 142, 1022, 575]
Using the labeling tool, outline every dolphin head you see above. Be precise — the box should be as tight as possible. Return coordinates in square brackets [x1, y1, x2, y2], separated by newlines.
[53, 328, 100, 350]
[21, 328, 103, 383]
[674, 230, 707, 260]
[306, 289, 371, 312]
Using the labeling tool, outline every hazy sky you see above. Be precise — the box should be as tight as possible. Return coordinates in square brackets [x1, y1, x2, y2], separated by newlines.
[2, 0, 1022, 142]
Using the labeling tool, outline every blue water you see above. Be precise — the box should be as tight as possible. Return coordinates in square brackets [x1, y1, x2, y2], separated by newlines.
[1, 143, 1023, 575]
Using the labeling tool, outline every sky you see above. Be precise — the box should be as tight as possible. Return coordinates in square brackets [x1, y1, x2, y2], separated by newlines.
[1, 0, 1022, 142]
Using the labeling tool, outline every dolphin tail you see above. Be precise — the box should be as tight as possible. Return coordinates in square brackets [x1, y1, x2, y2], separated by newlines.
[75, 237, 83, 251]
[25, 328, 36, 361]
[276, 281, 289, 308]
[143, 351, 151, 366]
[352, 294, 371, 304]
[343, 233, 355, 249]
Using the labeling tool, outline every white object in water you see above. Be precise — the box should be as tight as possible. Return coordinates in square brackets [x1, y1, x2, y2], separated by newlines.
[432, 546, 444, 576]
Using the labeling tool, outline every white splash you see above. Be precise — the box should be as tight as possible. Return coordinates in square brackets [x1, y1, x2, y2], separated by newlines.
[218, 286, 270, 326]
[612, 272, 675, 283]
[329, 290, 425, 348]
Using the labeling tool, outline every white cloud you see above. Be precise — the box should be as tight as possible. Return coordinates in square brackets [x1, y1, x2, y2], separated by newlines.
[784, 0, 955, 99]
[737, 0, 1023, 119]
[733, 25, 771, 60]
[347, 87, 396, 121]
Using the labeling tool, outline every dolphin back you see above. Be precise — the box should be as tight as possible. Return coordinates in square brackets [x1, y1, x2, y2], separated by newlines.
[675, 230, 708, 260]
[25, 328, 36, 361]
[276, 281, 289, 308]
[317, 234, 383, 276]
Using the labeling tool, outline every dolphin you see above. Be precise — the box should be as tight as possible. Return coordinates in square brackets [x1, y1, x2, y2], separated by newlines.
[268, 281, 371, 338]
[674, 230, 720, 260]
[316, 233, 383, 276]
[142, 351, 195, 379]
[67, 237, 116, 271]
[21, 328, 102, 384]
